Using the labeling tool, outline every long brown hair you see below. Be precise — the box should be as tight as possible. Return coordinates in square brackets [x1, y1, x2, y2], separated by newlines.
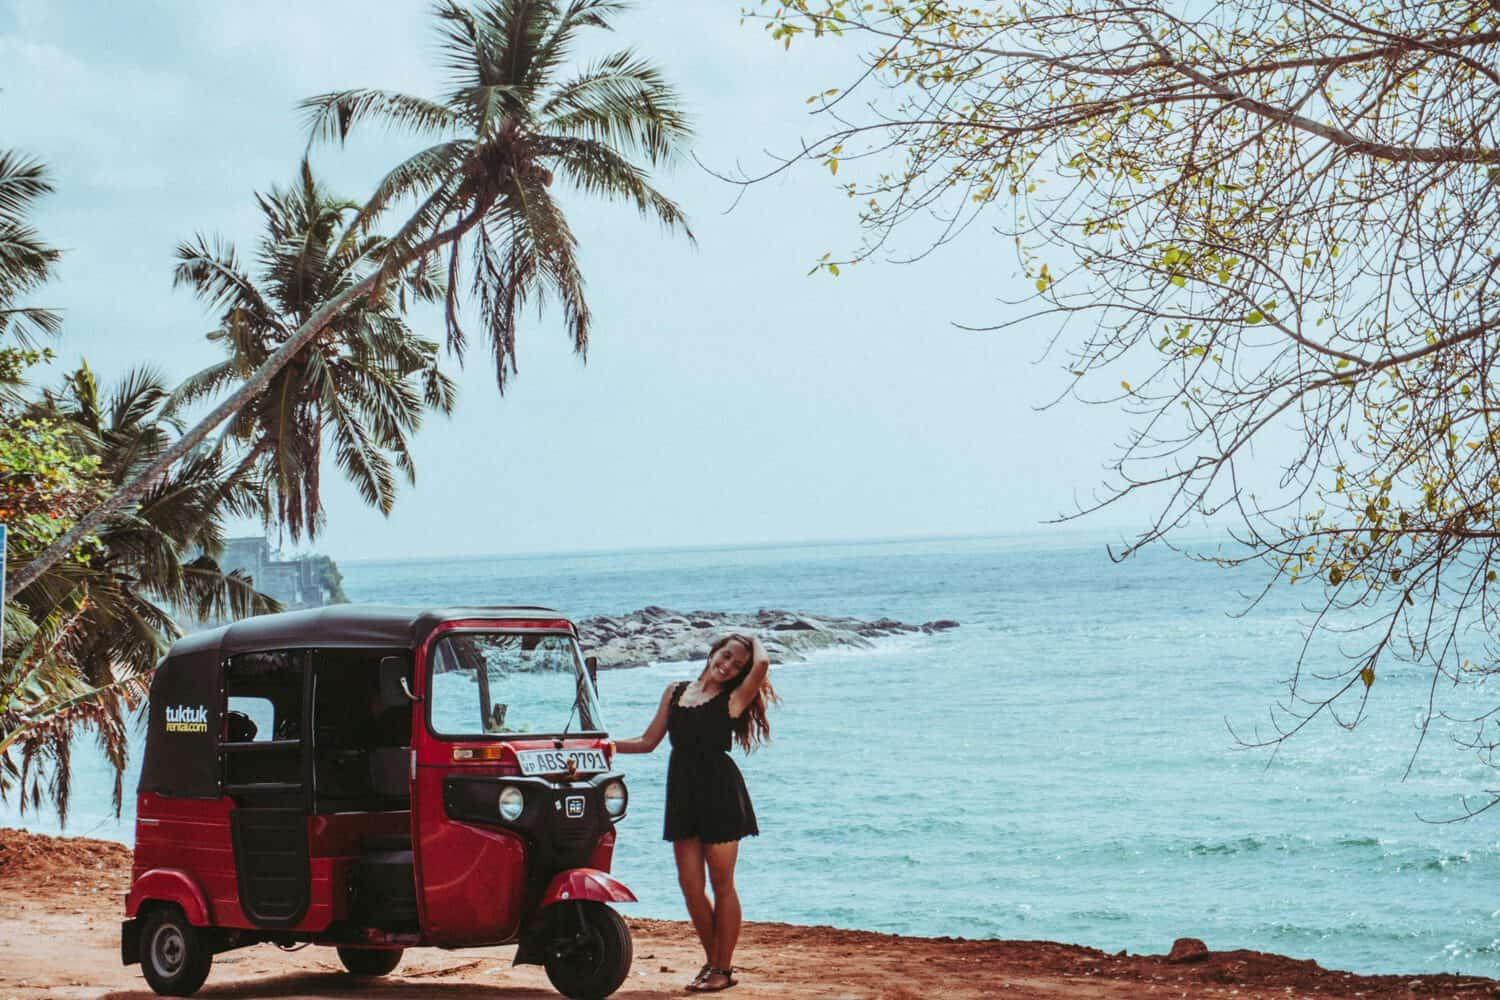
[700, 634, 780, 753]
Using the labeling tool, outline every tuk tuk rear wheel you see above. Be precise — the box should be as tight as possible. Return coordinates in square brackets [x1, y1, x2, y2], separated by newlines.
[336, 946, 404, 976]
[139, 906, 213, 997]
[542, 901, 632, 1000]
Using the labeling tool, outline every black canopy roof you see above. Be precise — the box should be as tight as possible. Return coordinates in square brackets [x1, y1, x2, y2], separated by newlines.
[138, 605, 570, 798]
[171, 604, 569, 660]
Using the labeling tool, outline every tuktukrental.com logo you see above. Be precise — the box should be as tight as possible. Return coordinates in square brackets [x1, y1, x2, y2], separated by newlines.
[165, 704, 209, 734]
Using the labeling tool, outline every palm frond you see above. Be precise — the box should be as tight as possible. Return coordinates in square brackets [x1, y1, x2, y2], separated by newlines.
[0, 305, 62, 346]
[541, 135, 692, 235]
[0, 152, 54, 226]
[487, 0, 556, 95]
[434, 0, 486, 88]
[314, 351, 399, 514]
[173, 235, 285, 333]
[527, 1, 629, 89]
[470, 220, 531, 389]
[0, 218, 61, 346]
[168, 358, 244, 412]
[107, 367, 174, 441]
[299, 88, 460, 146]
[541, 50, 691, 166]
[180, 559, 280, 622]
[495, 169, 590, 355]
[348, 140, 471, 240]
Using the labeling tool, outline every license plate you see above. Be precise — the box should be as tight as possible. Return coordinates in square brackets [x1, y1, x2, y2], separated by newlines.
[515, 748, 607, 776]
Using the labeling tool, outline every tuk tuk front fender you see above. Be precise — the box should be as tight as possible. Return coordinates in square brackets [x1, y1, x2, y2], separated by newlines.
[539, 868, 636, 908]
[126, 868, 212, 925]
[514, 870, 636, 967]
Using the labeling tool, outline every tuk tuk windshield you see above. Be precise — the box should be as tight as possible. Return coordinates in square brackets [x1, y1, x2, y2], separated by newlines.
[427, 631, 604, 738]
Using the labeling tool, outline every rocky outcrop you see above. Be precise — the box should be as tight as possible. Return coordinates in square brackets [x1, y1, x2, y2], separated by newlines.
[1167, 938, 1210, 964]
[576, 606, 958, 669]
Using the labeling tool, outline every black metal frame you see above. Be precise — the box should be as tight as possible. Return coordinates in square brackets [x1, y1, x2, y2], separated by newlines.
[421, 626, 605, 744]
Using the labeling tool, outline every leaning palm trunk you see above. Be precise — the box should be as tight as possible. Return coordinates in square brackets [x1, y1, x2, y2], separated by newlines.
[3, 217, 481, 602]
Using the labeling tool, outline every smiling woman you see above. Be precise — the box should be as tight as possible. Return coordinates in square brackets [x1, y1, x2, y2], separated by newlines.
[615, 632, 777, 993]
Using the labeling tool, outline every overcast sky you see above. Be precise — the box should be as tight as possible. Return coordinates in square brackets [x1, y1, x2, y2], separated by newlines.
[0, 0, 1153, 562]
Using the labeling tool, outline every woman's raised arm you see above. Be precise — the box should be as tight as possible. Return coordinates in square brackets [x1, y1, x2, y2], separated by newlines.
[614, 683, 676, 754]
[728, 635, 770, 719]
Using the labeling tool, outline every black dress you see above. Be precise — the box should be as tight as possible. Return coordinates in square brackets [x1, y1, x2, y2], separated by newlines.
[662, 681, 759, 844]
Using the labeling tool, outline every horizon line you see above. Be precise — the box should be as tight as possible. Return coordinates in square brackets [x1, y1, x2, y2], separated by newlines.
[318, 522, 1231, 567]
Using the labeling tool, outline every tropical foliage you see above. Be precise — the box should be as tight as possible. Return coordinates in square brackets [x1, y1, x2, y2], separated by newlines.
[173, 162, 455, 540]
[758, 1, 1500, 796]
[7, 0, 695, 601]
[3, 365, 278, 821]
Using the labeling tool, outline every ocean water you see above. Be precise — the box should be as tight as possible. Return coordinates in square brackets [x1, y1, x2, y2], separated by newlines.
[8, 532, 1500, 977]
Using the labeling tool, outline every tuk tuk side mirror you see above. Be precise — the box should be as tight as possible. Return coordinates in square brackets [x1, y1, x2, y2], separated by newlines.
[379, 655, 419, 705]
[585, 656, 599, 687]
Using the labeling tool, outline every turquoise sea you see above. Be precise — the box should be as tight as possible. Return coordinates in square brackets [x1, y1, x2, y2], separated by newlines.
[7, 533, 1500, 977]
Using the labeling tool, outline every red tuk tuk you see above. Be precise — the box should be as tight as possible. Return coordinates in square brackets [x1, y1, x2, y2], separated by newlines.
[121, 605, 634, 998]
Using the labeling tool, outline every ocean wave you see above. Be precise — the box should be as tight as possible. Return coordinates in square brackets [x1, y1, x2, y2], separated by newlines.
[1442, 938, 1500, 959]
[1415, 851, 1474, 872]
[1170, 835, 1500, 876]
[1187, 835, 1272, 856]
[1257, 918, 1402, 943]
[1336, 836, 1383, 848]
[1069, 908, 1132, 922]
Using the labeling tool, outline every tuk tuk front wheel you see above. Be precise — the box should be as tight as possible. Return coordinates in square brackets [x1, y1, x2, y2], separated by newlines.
[139, 906, 213, 997]
[542, 901, 632, 1000]
[336, 946, 404, 976]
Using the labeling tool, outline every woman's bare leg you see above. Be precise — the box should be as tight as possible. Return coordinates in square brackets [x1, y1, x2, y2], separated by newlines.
[673, 838, 716, 964]
[704, 840, 742, 974]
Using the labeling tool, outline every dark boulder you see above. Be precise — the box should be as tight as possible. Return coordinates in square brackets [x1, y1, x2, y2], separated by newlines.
[1166, 938, 1209, 964]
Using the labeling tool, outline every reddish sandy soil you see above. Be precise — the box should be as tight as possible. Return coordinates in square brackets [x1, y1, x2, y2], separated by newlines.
[2, 828, 1498, 999]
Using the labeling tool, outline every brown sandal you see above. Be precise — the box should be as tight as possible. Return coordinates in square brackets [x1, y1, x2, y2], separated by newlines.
[688, 967, 737, 992]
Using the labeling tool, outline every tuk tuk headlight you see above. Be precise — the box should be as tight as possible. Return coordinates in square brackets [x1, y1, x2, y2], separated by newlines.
[603, 780, 627, 818]
[498, 785, 525, 822]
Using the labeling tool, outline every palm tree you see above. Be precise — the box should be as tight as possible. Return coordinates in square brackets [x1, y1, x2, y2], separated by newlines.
[6, 0, 693, 599]
[173, 162, 456, 540]
[302, 0, 693, 386]
[1, 365, 278, 822]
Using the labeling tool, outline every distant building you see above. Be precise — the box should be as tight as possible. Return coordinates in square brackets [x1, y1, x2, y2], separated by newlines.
[220, 537, 347, 611]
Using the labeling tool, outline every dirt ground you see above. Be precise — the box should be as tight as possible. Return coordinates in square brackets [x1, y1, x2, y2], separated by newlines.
[2, 828, 1497, 999]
